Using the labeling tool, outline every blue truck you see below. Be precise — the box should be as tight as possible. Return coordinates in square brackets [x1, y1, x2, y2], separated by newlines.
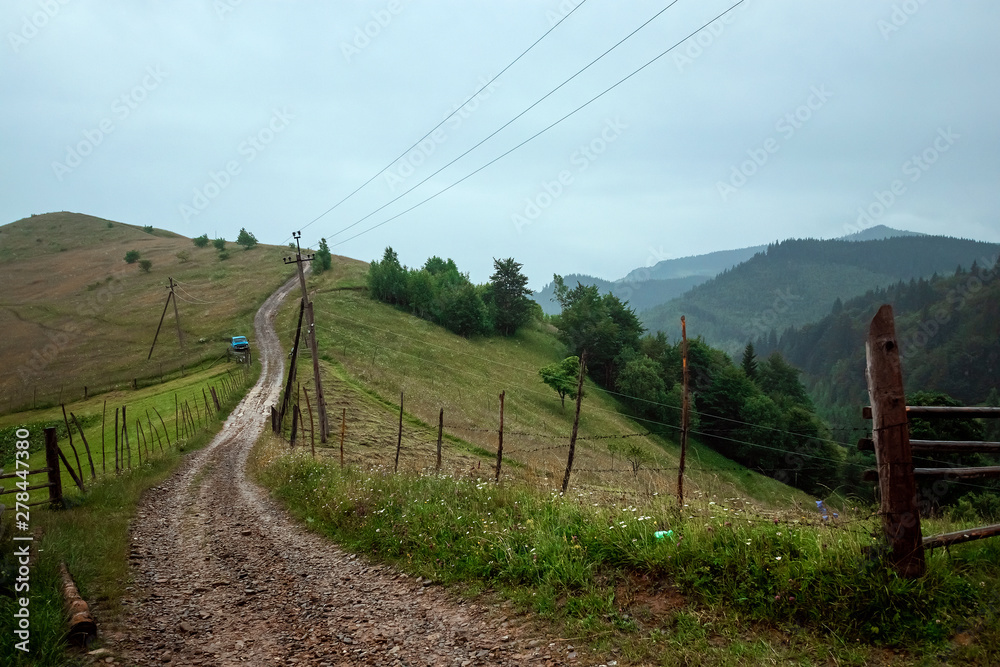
[229, 335, 250, 362]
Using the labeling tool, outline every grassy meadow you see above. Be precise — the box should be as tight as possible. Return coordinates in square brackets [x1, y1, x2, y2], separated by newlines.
[0, 212, 295, 412]
[248, 257, 1000, 665]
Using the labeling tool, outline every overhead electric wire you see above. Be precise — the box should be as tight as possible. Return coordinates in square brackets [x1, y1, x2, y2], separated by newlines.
[325, 1, 746, 249]
[284, 0, 591, 246]
[320, 0, 685, 246]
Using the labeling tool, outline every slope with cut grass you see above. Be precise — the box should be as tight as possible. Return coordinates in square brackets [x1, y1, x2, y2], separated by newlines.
[0, 212, 296, 412]
[278, 256, 814, 507]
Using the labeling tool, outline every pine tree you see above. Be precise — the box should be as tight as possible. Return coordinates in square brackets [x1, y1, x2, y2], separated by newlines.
[741, 342, 758, 380]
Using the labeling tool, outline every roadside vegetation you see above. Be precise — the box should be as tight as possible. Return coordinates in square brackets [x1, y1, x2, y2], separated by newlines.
[0, 362, 258, 667]
[252, 440, 1000, 665]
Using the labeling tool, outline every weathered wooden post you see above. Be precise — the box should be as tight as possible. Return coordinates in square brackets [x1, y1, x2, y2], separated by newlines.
[561, 352, 587, 494]
[45, 427, 63, 507]
[340, 408, 347, 468]
[866, 304, 925, 578]
[436, 408, 443, 473]
[678, 316, 690, 505]
[495, 391, 505, 483]
[395, 392, 404, 473]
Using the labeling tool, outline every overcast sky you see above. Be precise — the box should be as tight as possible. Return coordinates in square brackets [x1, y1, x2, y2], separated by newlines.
[3, 1, 999, 289]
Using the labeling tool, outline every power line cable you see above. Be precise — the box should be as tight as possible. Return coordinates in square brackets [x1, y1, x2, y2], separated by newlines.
[320, 0, 684, 245]
[284, 0, 591, 245]
[325, 0, 746, 249]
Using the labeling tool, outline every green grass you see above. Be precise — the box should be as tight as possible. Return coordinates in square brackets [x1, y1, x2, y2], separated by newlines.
[0, 211, 295, 412]
[251, 440, 1000, 664]
[0, 362, 257, 666]
[278, 258, 814, 509]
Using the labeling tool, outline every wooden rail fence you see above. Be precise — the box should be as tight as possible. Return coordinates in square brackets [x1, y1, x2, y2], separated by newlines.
[0, 427, 67, 509]
[861, 304, 1000, 578]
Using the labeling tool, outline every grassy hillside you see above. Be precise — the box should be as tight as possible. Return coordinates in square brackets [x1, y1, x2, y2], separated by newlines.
[255, 259, 1000, 665]
[0, 212, 296, 412]
[277, 257, 814, 507]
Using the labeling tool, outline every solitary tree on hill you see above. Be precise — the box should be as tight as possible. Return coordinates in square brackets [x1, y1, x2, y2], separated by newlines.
[539, 356, 582, 409]
[236, 227, 258, 250]
[486, 257, 533, 336]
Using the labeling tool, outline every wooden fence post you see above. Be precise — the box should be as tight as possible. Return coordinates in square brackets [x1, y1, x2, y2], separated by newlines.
[153, 407, 170, 447]
[436, 408, 443, 473]
[69, 413, 96, 480]
[114, 407, 120, 473]
[290, 405, 299, 448]
[303, 387, 316, 458]
[101, 400, 107, 475]
[123, 407, 131, 469]
[866, 304, 925, 578]
[45, 427, 63, 507]
[395, 392, 404, 473]
[495, 391, 505, 483]
[678, 315, 690, 505]
[61, 405, 85, 484]
[562, 352, 587, 494]
[341, 408, 346, 468]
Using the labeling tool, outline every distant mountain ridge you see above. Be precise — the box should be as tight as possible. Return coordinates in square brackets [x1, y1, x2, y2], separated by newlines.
[532, 225, 924, 317]
[640, 234, 1000, 353]
[533, 273, 706, 316]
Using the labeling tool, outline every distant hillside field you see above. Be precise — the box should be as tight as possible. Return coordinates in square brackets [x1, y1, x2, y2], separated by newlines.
[0, 212, 295, 410]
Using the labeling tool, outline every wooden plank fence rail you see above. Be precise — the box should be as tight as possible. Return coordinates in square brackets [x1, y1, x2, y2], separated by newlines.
[859, 438, 1000, 454]
[863, 303, 1000, 577]
[0, 427, 65, 507]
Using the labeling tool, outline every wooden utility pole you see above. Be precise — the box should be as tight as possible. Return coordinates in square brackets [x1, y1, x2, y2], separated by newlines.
[278, 299, 305, 431]
[866, 304, 925, 578]
[495, 391, 505, 483]
[284, 232, 328, 442]
[678, 316, 690, 505]
[148, 278, 183, 359]
[561, 353, 587, 494]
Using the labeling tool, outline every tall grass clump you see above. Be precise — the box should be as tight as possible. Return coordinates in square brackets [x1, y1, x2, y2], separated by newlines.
[252, 441, 1000, 658]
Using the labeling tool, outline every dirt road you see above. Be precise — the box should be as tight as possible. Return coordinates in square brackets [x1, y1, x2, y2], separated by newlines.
[111, 278, 579, 666]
